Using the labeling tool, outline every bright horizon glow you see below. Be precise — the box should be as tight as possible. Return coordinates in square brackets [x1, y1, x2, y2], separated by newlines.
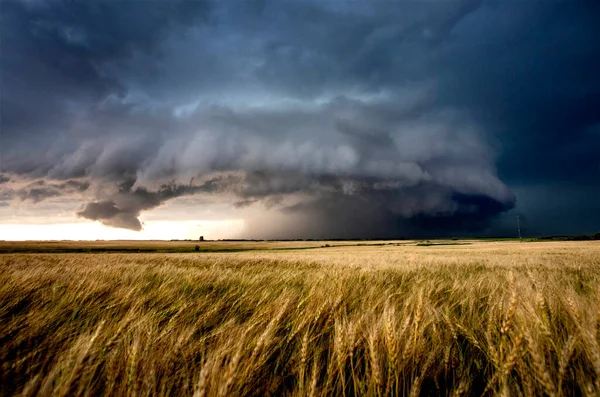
[0, 219, 245, 241]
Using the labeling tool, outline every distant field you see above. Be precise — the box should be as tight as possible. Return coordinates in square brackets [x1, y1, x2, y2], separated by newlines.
[0, 239, 421, 253]
[2, 241, 600, 396]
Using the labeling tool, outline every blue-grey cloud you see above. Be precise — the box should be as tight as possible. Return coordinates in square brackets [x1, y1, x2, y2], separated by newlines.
[1, 0, 598, 236]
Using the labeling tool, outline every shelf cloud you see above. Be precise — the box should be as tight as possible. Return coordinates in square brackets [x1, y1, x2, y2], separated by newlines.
[1, 0, 598, 237]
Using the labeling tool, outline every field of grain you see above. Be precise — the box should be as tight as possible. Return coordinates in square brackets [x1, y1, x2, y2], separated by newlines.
[1, 241, 600, 396]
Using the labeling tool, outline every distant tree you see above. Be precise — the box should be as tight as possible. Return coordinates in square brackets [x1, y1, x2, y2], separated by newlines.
[194, 245, 200, 252]
[199, 236, 204, 241]
[593, 232, 600, 240]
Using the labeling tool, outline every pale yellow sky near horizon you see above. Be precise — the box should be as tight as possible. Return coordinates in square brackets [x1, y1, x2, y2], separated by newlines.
[0, 185, 319, 241]
[0, 192, 252, 240]
[0, 219, 245, 241]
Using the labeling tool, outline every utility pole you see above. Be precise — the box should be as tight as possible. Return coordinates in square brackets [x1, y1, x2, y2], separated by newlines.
[517, 215, 522, 241]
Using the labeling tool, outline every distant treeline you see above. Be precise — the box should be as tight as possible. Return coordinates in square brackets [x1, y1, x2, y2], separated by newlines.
[538, 232, 600, 241]
[173, 235, 600, 242]
[168, 234, 600, 242]
[217, 238, 413, 242]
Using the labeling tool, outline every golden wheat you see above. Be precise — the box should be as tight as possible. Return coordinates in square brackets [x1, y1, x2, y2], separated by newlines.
[1, 240, 599, 396]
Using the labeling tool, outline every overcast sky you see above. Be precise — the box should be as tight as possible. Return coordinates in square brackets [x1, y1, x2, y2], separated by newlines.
[1, 0, 599, 239]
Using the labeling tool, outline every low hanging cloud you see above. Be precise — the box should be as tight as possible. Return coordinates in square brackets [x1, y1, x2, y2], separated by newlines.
[66, 96, 515, 234]
[0, 179, 90, 205]
[18, 180, 90, 203]
[1, 0, 598, 237]
[76, 177, 235, 230]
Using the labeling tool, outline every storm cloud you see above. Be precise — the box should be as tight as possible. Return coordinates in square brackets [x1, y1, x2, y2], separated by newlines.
[76, 176, 235, 230]
[17, 180, 90, 203]
[1, 0, 598, 237]
[0, 179, 89, 204]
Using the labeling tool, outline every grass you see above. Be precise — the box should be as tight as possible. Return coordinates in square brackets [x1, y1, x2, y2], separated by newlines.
[1, 241, 600, 396]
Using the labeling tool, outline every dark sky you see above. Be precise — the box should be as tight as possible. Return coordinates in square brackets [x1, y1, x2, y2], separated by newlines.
[1, 0, 599, 238]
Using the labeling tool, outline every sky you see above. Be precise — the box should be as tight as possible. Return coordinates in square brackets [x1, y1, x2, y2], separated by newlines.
[0, 0, 599, 240]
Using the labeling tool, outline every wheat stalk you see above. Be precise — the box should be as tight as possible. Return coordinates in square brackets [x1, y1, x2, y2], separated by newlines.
[557, 335, 577, 394]
[308, 357, 319, 397]
[500, 272, 517, 360]
[299, 330, 310, 393]
[368, 327, 382, 393]
[525, 331, 556, 397]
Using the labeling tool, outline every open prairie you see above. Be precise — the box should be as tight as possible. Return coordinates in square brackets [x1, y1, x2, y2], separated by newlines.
[2, 240, 600, 396]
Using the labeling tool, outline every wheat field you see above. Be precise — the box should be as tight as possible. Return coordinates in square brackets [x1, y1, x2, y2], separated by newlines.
[1, 241, 600, 396]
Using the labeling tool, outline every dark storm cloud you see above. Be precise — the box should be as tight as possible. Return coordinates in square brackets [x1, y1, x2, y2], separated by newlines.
[272, 182, 514, 239]
[17, 180, 90, 203]
[1, 0, 598, 236]
[1, 0, 209, 162]
[0, 179, 89, 204]
[433, 1, 600, 186]
[76, 176, 235, 230]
